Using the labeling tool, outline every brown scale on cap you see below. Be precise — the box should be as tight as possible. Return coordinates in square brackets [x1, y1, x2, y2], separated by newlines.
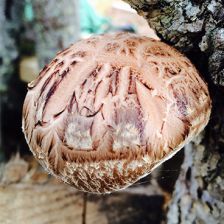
[22, 32, 211, 193]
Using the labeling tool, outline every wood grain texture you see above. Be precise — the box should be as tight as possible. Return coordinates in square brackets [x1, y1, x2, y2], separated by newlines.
[0, 184, 83, 224]
[0, 184, 165, 224]
[0, 156, 165, 224]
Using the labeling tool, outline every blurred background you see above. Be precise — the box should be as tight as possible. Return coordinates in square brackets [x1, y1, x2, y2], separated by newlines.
[0, 1, 182, 223]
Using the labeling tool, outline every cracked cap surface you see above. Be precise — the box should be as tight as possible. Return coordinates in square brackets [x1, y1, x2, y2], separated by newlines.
[22, 32, 211, 193]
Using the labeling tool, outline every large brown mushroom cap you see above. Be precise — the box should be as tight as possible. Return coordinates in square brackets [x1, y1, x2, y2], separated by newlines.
[22, 32, 211, 193]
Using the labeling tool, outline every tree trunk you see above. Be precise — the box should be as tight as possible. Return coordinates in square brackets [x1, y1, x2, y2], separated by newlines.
[0, 1, 17, 84]
[124, 0, 224, 223]
[32, 0, 80, 68]
[0, 0, 25, 159]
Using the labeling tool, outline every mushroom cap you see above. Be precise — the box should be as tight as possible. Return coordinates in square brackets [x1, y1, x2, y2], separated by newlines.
[22, 32, 211, 193]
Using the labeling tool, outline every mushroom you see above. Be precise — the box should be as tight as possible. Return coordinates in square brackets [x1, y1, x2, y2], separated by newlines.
[22, 32, 211, 193]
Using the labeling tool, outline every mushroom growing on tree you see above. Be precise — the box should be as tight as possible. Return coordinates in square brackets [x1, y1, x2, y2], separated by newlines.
[22, 32, 211, 193]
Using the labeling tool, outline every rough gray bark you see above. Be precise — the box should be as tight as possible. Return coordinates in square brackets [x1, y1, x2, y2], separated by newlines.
[32, 0, 80, 68]
[124, 0, 224, 223]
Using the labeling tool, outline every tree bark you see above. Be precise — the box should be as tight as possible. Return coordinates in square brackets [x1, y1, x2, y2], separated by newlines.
[0, 0, 25, 159]
[0, 1, 18, 85]
[123, 0, 224, 223]
[32, 0, 80, 68]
